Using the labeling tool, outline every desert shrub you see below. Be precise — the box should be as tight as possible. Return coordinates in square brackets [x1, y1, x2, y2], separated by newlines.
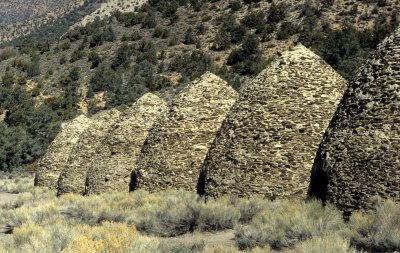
[0, 84, 69, 171]
[0, 47, 15, 62]
[196, 197, 240, 231]
[0, 177, 34, 193]
[234, 197, 269, 223]
[348, 199, 400, 252]
[10, 222, 73, 253]
[300, 14, 396, 80]
[243, 0, 262, 5]
[0, 202, 59, 228]
[235, 200, 345, 250]
[0, 221, 159, 253]
[291, 235, 359, 253]
[59, 54, 67, 64]
[87, 51, 101, 69]
[136, 40, 158, 64]
[159, 236, 205, 253]
[27, 53, 41, 77]
[63, 222, 159, 253]
[212, 29, 231, 51]
[1, 71, 15, 87]
[141, 11, 157, 29]
[114, 11, 142, 27]
[134, 191, 200, 236]
[89, 26, 116, 48]
[1, 187, 399, 252]
[122, 31, 142, 41]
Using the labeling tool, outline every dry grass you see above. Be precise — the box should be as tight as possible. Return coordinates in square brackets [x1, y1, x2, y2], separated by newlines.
[0, 178, 398, 252]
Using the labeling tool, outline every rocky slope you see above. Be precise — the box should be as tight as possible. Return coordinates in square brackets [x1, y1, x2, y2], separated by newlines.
[0, 0, 86, 42]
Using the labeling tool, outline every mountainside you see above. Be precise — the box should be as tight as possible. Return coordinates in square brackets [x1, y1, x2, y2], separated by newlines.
[0, 0, 399, 172]
[72, 0, 148, 28]
[0, 0, 87, 42]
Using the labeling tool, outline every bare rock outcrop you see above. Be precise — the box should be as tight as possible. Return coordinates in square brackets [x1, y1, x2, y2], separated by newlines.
[309, 28, 400, 212]
[200, 45, 347, 199]
[134, 72, 238, 192]
[85, 93, 167, 195]
[57, 109, 122, 196]
[34, 115, 91, 189]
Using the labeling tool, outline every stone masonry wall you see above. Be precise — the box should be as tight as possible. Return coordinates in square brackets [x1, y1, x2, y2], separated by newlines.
[85, 93, 167, 195]
[309, 28, 400, 212]
[57, 108, 121, 195]
[34, 115, 91, 189]
[200, 45, 348, 199]
[135, 72, 238, 192]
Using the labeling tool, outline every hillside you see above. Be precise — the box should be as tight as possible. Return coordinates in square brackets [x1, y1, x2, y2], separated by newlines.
[0, 0, 88, 42]
[72, 0, 149, 28]
[0, 0, 399, 171]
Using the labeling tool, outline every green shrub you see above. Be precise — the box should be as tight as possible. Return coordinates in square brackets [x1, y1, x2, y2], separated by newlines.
[276, 21, 300, 40]
[267, 2, 287, 23]
[228, 1, 242, 11]
[111, 43, 135, 69]
[184, 27, 196, 44]
[153, 26, 171, 39]
[87, 51, 101, 69]
[242, 10, 266, 33]
[69, 49, 86, 63]
[170, 50, 215, 80]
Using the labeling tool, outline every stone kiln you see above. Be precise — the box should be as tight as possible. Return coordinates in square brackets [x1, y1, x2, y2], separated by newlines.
[34, 115, 91, 189]
[134, 72, 238, 192]
[57, 108, 121, 195]
[85, 93, 167, 195]
[200, 45, 347, 199]
[309, 28, 400, 212]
